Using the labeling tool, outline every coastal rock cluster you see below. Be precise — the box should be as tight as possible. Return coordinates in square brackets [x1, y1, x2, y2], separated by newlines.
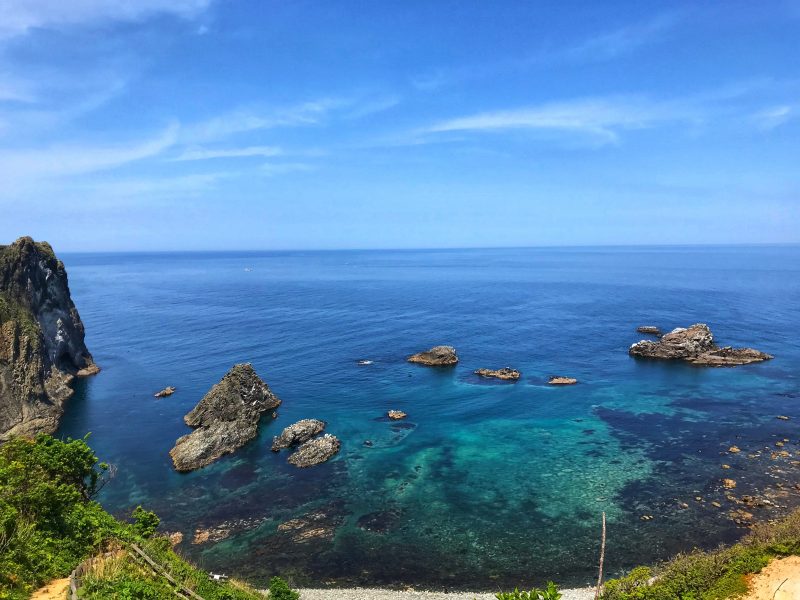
[629, 323, 772, 366]
[0, 237, 98, 441]
[271, 419, 341, 467]
[271, 418, 326, 451]
[474, 367, 520, 380]
[169, 363, 281, 472]
[407, 345, 458, 366]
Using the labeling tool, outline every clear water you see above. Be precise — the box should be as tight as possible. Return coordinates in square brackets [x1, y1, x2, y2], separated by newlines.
[57, 246, 800, 590]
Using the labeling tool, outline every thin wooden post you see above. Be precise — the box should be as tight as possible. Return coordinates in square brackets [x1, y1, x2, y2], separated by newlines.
[595, 512, 606, 600]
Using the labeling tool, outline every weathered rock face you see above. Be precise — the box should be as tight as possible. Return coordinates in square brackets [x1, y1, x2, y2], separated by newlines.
[271, 419, 326, 452]
[407, 345, 458, 366]
[287, 434, 341, 468]
[169, 364, 281, 471]
[629, 323, 772, 367]
[474, 367, 520, 380]
[0, 237, 97, 441]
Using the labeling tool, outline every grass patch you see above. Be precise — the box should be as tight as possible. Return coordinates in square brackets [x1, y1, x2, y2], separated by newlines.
[602, 510, 800, 599]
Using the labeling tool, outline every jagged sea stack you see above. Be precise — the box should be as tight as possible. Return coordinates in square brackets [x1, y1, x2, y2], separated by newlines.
[0, 237, 98, 441]
[170, 363, 281, 471]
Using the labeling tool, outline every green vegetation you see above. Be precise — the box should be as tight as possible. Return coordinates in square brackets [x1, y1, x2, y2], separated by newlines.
[268, 576, 300, 600]
[0, 434, 284, 600]
[602, 509, 800, 600]
[0, 293, 41, 341]
[0, 434, 116, 599]
[78, 536, 263, 600]
[496, 581, 562, 600]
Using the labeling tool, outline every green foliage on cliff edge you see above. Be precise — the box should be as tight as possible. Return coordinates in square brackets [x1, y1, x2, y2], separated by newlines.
[602, 509, 800, 600]
[0, 434, 115, 599]
[0, 434, 266, 600]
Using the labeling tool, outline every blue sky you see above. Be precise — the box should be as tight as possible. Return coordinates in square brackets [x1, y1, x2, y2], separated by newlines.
[0, 0, 798, 251]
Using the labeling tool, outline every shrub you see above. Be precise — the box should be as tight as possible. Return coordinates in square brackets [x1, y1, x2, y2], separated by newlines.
[497, 581, 561, 600]
[268, 576, 300, 600]
[130, 506, 160, 539]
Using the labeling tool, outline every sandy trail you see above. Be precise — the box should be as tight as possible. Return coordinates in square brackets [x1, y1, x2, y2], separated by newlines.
[745, 555, 800, 600]
[29, 578, 70, 600]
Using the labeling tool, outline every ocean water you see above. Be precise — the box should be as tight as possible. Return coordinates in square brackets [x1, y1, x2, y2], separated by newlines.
[57, 246, 800, 590]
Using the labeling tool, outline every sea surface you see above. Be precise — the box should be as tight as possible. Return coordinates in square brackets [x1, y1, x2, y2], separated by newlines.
[57, 246, 800, 590]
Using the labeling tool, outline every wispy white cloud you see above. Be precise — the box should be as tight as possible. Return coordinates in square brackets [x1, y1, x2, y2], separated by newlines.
[0, 0, 213, 38]
[181, 99, 346, 143]
[752, 105, 794, 130]
[424, 96, 693, 144]
[0, 123, 178, 181]
[564, 13, 680, 62]
[173, 145, 282, 161]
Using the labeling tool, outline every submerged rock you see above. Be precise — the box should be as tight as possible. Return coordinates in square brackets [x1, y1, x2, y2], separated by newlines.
[0, 237, 98, 441]
[548, 376, 578, 385]
[629, 323, 772, 367]
[636, 326, 662, 336]
[154, 386, 176, 398]
[287, 434, 341, 468]
[169, 363, 281, 472]
[474, 367, 520, 380]
[407, 345, 458, 366]
[388, 410, 407, 420]
[271, 419, 326, 452]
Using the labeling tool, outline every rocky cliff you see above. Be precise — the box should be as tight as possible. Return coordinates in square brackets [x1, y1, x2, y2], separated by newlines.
[0, 237, 97, 441]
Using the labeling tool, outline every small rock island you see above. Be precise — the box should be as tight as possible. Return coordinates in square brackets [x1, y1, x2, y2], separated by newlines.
[474, 367, 521, 380]
[169, 363, 281, 471]
[272, 419, 326, 452]
[287, 434, 342, 468]
[629, 323, 773, 367]
[548, 376, 578, 385]
[407, 345, 458, 366]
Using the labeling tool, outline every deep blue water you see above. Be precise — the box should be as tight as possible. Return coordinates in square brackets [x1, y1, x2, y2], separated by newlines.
[57, 246, 800, 590]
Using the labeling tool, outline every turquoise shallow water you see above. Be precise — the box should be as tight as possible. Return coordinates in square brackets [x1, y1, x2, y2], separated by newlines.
[57, 246, 800, 589]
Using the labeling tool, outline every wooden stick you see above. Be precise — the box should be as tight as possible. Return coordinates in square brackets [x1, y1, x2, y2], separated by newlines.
[595, 512, 607, 600]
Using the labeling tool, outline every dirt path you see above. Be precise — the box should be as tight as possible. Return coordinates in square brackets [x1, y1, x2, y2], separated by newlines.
[29, 578, 70, 600]
[745, 555, 800, 600]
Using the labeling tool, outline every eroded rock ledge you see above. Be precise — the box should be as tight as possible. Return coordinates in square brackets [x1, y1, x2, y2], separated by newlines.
[0, 236, 98, 441]
[169, 363, 281, 471]
[407, 345, 458, 366]
[629, 323, 772, 367]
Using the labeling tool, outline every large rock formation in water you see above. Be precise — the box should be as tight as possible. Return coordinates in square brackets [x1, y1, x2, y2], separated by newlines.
[0, 237, 98, 441]
[169, 363, 281, 471]
[407, 345, 458, 366]
[629, 323, 772, 367]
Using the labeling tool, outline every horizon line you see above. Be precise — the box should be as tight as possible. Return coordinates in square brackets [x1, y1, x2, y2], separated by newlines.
[55, 241, 800, 254]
